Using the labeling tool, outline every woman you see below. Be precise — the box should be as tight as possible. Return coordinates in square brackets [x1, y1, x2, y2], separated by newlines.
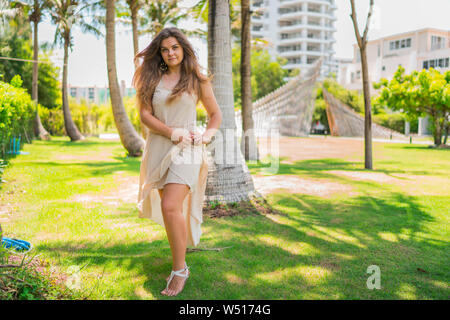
[133, 27, 222, 297]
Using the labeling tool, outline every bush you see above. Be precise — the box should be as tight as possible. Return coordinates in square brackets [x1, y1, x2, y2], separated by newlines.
[311, 86, 330, 132]
[0, 248, 79, 300]
[38, 94, 208, 138]
[373, 113, 406, 133]
[0, 76, 35, 159]
[39, 98, 113, 137]
[39, 105, 65, 136]
[323, 79, 385, 115]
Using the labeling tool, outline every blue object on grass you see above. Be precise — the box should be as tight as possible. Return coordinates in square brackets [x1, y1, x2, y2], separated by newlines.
[6, 135, 21, 155]
[1, 237, 32, 252]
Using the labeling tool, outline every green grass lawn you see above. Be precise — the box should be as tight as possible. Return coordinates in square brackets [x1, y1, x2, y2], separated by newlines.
[1, 136, 449, 299]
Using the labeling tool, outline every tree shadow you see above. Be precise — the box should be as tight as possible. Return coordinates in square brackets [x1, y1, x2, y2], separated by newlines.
[34, 189, 448, 300]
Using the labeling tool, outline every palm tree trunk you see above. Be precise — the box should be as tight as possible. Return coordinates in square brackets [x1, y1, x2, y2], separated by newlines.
[32, 16, 50, 141]
[205, 0, 257, 203]
[62, 33, 84, 141]
[240, 0, 258, 161]
[129, 0, 148, 140]
[130, 1, 139, 68]
[106, 0, 144, 157]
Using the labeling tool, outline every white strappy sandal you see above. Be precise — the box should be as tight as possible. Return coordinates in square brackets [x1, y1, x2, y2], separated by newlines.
[163, 262, 189, 296]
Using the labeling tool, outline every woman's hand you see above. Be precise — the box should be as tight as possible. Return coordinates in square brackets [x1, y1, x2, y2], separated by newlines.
[201, 134, 213, 145]
[189, 130, 213, 145]
[190, 130, 203, 146]
[170, 128, 192, 147]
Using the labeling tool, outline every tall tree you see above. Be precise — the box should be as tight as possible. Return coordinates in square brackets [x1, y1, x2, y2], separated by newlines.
[12, 0, 51, 140]
[350, 0, 374, 169]
[239, 0, 257, 161]
[206, 0, 256, 202]
[106, 0, 144, 156]
[49, 0, 101, 141]
[139, 0, 204, 38]
[375, 66, 450, 147]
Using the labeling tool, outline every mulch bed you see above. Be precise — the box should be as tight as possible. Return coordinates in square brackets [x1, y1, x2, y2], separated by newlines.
[203, 196, 285, 219]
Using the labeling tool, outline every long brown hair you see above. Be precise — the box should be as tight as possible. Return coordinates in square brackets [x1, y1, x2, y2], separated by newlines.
[132, 27, 212, 112]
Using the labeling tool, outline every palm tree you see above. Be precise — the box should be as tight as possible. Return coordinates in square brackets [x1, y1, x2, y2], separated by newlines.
[115, 0, 142, 68]
[11, 0, 51, 140]
[106, 0, 144, 157]
[123, 0, 154, 140]
[205, 0, 256, 202]
[0, 0, 21, 24]
[49, 0, 101, 141]
[139, 0, 205, 38]
[239, 0, 258, 161]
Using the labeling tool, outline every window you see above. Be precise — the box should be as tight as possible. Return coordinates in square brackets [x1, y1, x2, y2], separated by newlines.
[88, 88, 95, 100]
[423, 57, 449, 69]
[382, 66, 386, 71]
[356, 70, 361, 79]
[431, 36, 445, 50]
[389, 37, 412, 51]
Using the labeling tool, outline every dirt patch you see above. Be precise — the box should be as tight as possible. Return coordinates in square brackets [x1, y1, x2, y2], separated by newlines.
[71, 172, 139, 207]
[257, 136, 364, 163]
[326, 170, 399, 183]
[55, 151, 114, 162]
[253, 174, 353, 197]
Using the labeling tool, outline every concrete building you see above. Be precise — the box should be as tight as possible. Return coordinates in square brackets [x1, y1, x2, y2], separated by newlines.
[251, 0, 337, 77]
[339, 28, 450, 91]
[68, 80, 136, 104]
[338, 28, 450, 135]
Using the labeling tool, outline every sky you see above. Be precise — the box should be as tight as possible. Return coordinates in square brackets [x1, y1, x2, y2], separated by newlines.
[34, 0, 450, 87]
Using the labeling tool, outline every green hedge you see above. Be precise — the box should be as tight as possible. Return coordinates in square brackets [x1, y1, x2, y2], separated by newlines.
[373, 113, 405, 133]
[0, 75, 35, 159]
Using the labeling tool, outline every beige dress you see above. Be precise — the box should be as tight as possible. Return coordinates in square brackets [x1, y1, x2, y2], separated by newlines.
[137, 78, 208, 247]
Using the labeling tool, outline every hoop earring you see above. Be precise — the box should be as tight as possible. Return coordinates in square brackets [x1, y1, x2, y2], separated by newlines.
[160, 60, 168, 72]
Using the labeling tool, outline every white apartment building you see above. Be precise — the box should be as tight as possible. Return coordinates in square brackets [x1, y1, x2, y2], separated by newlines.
[338, 28, 450, 135]
[251, 0, 337, 77]
[339, 28, 450, 90]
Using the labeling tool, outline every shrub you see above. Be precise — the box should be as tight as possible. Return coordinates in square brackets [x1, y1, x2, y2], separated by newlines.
[0, 76, 35, 158]
[373, 113, 406, 133]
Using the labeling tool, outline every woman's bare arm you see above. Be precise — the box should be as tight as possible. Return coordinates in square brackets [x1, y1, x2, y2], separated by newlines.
[140, 105, 174, 140]
[140, 104, 192, 144]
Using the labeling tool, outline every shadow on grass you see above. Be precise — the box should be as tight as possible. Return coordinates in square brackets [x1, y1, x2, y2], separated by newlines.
[21, 138, 450, 299]
[32, 137, 120, 148]
[248, 157, 440, 177]
[35, 189, 448, 300]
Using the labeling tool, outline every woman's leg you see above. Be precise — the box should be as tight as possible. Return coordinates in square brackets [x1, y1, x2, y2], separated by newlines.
[159, 183, 190, 296]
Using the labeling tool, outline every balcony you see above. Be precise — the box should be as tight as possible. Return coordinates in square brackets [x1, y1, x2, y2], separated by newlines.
[251, 15, 264, 25]
[279, 49, 304, 58]
[251, 0, 263, 7]
[278, 10, 304, 21]
[279, 23, 305, 33]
